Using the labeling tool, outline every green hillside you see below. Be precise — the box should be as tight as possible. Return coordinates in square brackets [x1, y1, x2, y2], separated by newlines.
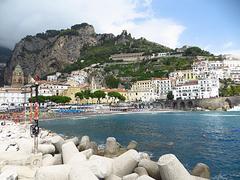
[64, 37, 171, 73]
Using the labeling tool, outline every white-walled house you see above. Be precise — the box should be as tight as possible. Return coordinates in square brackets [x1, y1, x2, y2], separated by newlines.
[0, 87, 31, 106]
[38, 82, 70, 96]
[172, 81, 200, 100]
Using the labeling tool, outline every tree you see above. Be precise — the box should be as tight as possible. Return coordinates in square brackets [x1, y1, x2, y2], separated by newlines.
[92, 90, 106, 104]
[75, 92, 84, 100]
[29, 95, 46, 103]
[48, 96, 71, 104]
[105, 75, 120, 88]
[167, 91, 174, 100]
[108, 92, 126, 102]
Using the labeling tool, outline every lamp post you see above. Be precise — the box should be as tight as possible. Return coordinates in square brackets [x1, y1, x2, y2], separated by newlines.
[30, 82, 40, 154]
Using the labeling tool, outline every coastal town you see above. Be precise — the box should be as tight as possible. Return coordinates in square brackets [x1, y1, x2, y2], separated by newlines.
[0, 0, 240, 179]
[0, 50, 240, 113]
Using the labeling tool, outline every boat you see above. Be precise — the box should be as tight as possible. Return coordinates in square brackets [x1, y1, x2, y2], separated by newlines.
[227, 105, 240, 111]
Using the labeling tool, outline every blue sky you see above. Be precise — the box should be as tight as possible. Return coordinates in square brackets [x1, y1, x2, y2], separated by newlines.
[150, 0, 240, 54]
[0, 0, 239, 55]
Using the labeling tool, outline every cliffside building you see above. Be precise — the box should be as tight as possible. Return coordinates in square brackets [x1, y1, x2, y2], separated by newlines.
[11, 64, 25, 88]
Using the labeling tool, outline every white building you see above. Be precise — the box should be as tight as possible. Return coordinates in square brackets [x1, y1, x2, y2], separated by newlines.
[172, 81, 200, 100]
[47, 72, 61, 82]
[0, 87, 31, 106]
[199, 79, 219, 99]
[38, 82, 70, 96]
[172, 78, 219, 100]
[128, 78, 172, 102]
[67, 70, 88, 87]
[152, 78, 172, 99]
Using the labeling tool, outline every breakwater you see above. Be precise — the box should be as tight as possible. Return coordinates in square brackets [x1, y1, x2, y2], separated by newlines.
[0, 120, 209, 180]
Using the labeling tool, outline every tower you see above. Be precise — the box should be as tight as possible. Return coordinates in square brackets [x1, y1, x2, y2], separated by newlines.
[11, 64, 24, 88]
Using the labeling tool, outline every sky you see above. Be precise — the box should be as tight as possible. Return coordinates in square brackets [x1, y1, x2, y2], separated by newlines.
[0, 0, 239, 55]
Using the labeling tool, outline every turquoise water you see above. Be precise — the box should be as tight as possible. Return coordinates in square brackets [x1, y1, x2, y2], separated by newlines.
[40, 112, 240, 180]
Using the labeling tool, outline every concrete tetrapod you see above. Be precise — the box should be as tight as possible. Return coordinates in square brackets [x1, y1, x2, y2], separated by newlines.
[78, 135, 91, 151]
[35, 164, 71, 180]
[105, 137, 120, 155]
[1, 165, 37, 179]
[61, 141, 79, 164]
[113, 149, 140, 177]
[123, 173, 139, 180]
[69, 165, 98, 180]
[42, 154, 55, 166]
[38, 144, 55, 155]
[138, 159, 161, 179]
[86, 155, 114, 178]
[192, 163, 210, 179]
[106, 174, 122, 180]
[65, 137, 79, 146]
[50, 135, 65, 153]
[134, 167, 149, 176]
[158, 154, 209, 180]
[137, 175, 155, 180]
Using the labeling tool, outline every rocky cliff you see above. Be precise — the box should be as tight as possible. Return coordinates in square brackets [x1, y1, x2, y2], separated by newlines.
[4, 23, 115, 84]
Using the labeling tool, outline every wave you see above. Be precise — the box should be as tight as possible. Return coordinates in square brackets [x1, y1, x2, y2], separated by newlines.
[201, 114, 240, 117]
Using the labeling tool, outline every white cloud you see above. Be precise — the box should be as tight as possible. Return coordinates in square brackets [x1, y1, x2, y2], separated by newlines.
[223, 41, 234, 49]
[0, 0, 185, 49]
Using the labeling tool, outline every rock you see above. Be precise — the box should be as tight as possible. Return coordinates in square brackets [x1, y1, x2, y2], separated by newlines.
[123, 173, 139, 180]
[127, 140, 138, 150]
[78, 136, 91, 151]
[139, 152, 150, 160]
[69, 166, 98, 180]
[52, 154, 63, 165]
[105, 137, 120, 155]
[0, 168, 17, 180]
[137, 175, 155, 180]
[113, 149, 140, 177]
[158, 154, 190, 180]
[1, 165, 37, 179]
[138, 159, 161, 180]
[35, 164, 71, 180]
[65, 137, 79, 146]
[50, 135, 65, 153]
[38, 144, 55, 155]
[62, 141, 79, 164]
[192, 163, 210, 179]
[106, 174, 122, 180]
[134, 167, 149, 176]
[5, 23, 99, 84]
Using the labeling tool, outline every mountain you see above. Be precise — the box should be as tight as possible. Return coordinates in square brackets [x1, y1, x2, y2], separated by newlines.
[4, 23, 171, 84]
[5, 23, 169, 84]
[0, 46, 12, 63]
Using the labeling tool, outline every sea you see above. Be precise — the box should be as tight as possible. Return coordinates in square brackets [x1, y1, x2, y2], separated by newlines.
[40, 111, 240, 180]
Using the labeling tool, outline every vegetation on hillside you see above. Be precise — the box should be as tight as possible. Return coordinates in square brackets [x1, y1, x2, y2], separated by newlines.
[63, 37, 171, 73]
[183, 47, 213, 56]
[219, 79, 240, 96]
[104, 57, 193, 81]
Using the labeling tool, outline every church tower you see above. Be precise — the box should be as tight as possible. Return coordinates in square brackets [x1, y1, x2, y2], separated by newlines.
[11, 64, 24, 88]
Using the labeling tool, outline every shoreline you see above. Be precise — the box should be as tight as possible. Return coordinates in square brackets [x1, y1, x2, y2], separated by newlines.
[39, 109, 182, 121]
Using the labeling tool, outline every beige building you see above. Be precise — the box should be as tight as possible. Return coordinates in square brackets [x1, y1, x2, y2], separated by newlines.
[110, 52, 145, 62]
[11, 64, 25, 88]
